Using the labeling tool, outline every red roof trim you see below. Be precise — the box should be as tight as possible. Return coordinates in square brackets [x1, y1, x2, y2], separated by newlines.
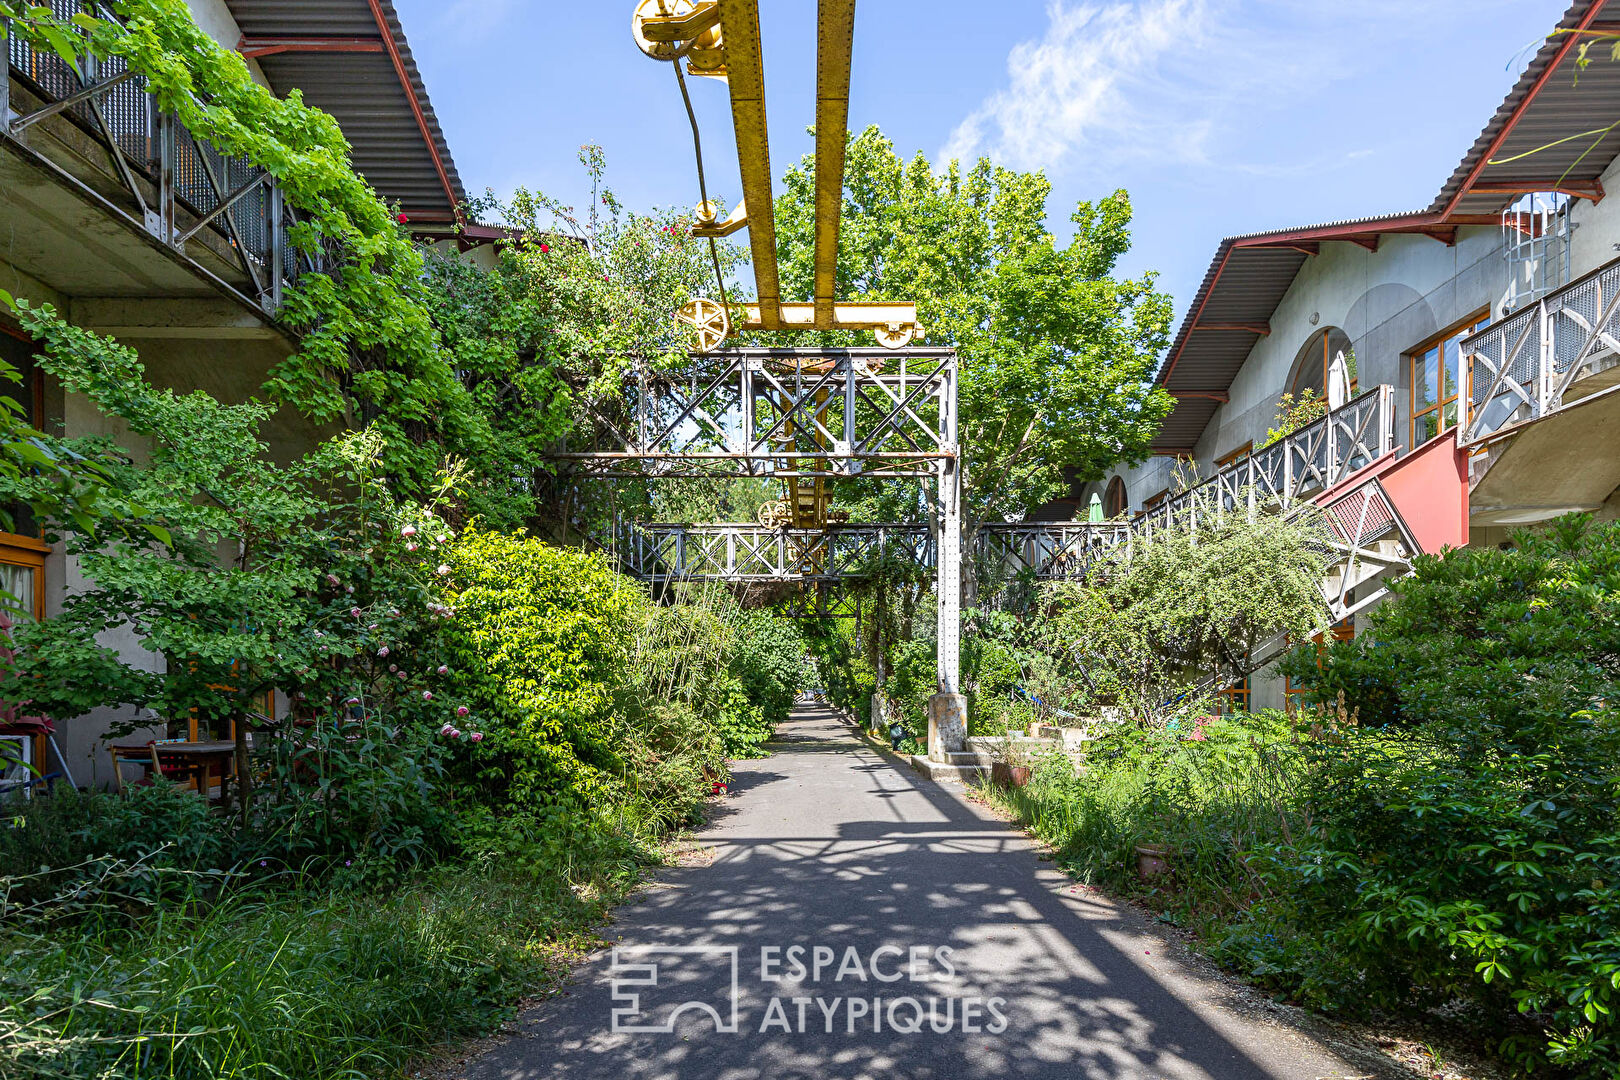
[365, 0, 460, 222]
[1440, 0, 1607, 218]
[1157, 242, 1234, 388]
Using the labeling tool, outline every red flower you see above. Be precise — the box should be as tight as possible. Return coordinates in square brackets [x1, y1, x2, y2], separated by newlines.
[539, 242, 550, 254]
[396, 212, 409, 224]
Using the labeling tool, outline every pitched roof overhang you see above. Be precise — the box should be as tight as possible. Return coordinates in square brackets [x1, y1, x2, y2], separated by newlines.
[226, 0, 467, 223]
[1432, 0, 1620, 217]
[1149, 0, 1620, 454]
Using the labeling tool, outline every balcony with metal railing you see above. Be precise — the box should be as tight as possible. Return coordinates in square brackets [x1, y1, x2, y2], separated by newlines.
[1460, 253, 1620, 448]
[1134, 385, 1396, 537]
[1, 3, 320, 318]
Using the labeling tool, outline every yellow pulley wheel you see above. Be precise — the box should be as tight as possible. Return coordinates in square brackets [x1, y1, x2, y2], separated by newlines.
[676, 297, 730, 354]
[631, 0, 721, 62]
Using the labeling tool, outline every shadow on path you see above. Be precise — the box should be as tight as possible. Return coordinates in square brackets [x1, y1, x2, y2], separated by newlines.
[456, 706, 1378, 1080]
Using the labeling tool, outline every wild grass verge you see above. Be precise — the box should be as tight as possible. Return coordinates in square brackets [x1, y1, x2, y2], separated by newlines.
[1, 806, 659, 1080]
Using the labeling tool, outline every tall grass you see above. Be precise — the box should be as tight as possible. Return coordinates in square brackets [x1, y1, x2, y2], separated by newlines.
[1, 793, 661, 1080]
[982, 712, 1308, 926]
[1, 858, 626, 1079]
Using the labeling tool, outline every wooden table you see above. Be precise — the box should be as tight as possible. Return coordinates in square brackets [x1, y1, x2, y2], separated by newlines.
[111, 740, 237, 798]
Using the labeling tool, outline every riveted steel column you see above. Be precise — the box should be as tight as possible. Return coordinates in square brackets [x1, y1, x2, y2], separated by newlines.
[928, 355, 964, 760]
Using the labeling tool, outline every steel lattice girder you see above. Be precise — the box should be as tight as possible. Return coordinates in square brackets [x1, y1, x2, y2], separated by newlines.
[616, 522, 934, 583]
[554, 348, 958, 478]
[615, 521, 1139, 584]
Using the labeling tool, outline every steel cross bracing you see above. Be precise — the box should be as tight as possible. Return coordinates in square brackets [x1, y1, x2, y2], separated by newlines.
[2, 5, 323, 316]
[615, 522, 934, 583]
[1461, 255, 1620, 447]
[561, 345, 964, 694]
[553, 348, 958, 479]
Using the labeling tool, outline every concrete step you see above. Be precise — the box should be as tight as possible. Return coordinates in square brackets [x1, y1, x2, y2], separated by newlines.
[946, 750, 996, 768]
[909, 754, 988, 784]
[963, 735, 1058, 753]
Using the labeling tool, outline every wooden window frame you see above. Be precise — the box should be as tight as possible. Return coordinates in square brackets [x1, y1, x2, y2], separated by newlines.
[1216, 441, 1252, 469]
[1408, 309, 1489, 447]
[1216, 674, 1249, 714]
[1104, 476, 1128, 518]
[1284, 619, 1355, 710]
[0, 532, 48, 622]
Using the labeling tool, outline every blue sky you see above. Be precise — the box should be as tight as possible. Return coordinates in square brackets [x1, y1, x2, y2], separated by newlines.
[393, 0, 1569, 325]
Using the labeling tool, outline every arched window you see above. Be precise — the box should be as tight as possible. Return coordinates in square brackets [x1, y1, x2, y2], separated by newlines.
[1287, 327, 1353, 398]
[1104, 476, 1128, 518]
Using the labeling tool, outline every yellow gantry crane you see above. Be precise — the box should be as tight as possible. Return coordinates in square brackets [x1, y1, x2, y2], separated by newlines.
[631, 0, 922, 541]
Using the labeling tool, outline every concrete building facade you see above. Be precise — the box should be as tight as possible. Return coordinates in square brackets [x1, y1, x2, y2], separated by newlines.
[0, 0, 476, 786]
[1071, 0, 1620, 710]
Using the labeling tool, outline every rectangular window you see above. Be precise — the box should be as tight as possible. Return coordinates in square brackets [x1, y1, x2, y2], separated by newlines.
[1216, 442, 1252, 469]
[1409, 313, 1487, 445]
[1216, 675, 1249, 714]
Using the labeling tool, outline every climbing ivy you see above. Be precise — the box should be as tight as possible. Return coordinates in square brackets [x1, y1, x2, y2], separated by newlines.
[0, 0, 485, 493]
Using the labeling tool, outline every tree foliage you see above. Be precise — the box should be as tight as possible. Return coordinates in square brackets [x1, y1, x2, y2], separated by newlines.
[420, 149, 745, 533]
[772, 127, 1174, 520]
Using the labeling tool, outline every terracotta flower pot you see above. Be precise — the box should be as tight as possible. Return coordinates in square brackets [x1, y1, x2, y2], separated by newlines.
[1135, 844, 1172, 880]
[991, 762, 1032, 788]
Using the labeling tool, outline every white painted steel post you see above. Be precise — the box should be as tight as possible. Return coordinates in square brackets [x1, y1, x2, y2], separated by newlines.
[927, 359, 966, 760]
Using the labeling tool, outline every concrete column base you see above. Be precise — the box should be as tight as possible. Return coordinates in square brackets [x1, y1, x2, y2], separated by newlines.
[927, 692, 967, 762]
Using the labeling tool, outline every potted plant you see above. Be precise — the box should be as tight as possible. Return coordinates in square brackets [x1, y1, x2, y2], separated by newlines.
[1133, 843, 1172, 880]
[989, 734, 1034, 788]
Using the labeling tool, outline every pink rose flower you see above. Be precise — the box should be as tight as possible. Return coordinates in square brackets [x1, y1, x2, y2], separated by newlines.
[436, 564, 451, 576]
[470, 732, 483, 743]
[401, 525, 417, 537]
[422, 690, 433, 701]
[377, 646, 389, 657]
[437, 665, 449, 675]
[456, 705, 469, 717]
[350, 607, 362, 617]
[439, 723, 454, 736]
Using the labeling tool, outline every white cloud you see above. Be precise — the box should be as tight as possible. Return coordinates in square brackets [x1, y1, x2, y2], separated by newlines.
[942, 0, 1217, 174]
[940, 0, 1520, 178]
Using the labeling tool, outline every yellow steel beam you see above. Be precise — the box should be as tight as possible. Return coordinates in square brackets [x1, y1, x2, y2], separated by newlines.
[716, 0, 782, 328]
[737, 301, 916, 331]
[813, 0, 855, 330]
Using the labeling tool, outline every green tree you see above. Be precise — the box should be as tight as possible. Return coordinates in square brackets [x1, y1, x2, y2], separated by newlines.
[772, 127, 1174, 521]
[421, 148, 746, 535]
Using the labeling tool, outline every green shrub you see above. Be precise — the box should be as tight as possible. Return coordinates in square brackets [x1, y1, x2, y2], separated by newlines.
[442, 529, 648, 806]
[1266, 514, 1620, 1075]
[728, 609, 805, 733]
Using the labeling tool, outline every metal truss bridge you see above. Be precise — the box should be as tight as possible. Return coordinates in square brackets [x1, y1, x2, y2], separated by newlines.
[609, 384, 1433, 630]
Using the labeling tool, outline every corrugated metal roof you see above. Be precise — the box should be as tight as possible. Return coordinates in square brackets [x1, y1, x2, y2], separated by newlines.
[1149, 0, 1620, 452]
[225, 0, 467, 219]
[1430, 0, 1619, 216]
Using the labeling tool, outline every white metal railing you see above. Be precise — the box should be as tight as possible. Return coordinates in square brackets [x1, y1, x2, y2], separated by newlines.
[613, 386, 1405, 624]
[1135, 384, 1395, 537]
[1461, 254, 1620, 446]
[615, 522, 934, 583]
[2, 3, 323, 313]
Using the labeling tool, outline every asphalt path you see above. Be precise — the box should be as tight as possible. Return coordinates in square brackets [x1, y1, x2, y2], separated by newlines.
[455, 705, 1381, 1080]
